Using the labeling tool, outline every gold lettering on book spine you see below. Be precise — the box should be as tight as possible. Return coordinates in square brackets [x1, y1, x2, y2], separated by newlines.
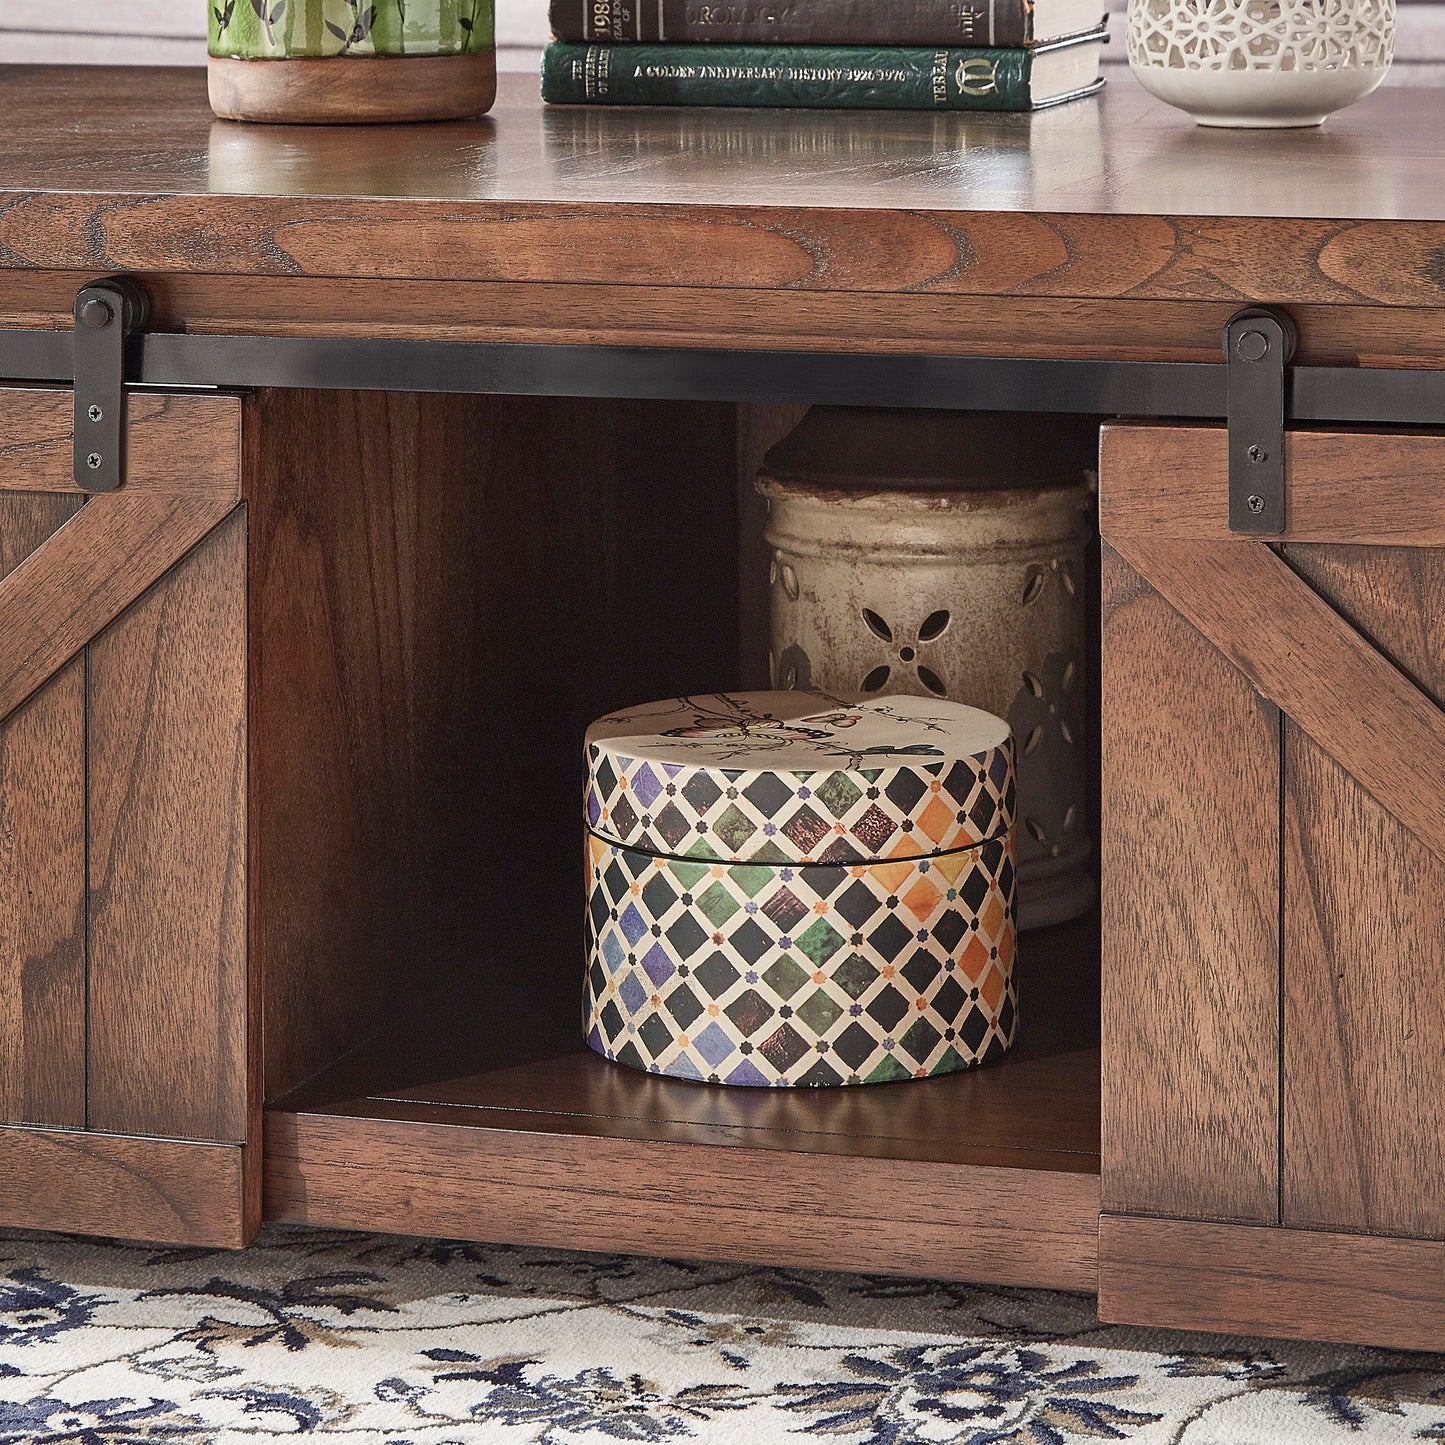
[584, 44, 610, 96]
[956, 56, 998, 94]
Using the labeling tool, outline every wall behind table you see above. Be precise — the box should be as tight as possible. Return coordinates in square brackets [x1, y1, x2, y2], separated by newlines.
[2, 0, 1442, 81]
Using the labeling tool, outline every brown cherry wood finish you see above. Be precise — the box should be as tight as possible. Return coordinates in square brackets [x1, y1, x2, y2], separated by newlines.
[265, 914, 1101, 1290]
[0, 658, 85, 1129]
[1, 63, 1445, 1329]
[1099, 544, 1279, 1223]
[1099, 1215, 1445, 1354]
[0, 389, 244, 495]
[0, 490, 82, 563]
[0, 384, 255, 1244]
[1110, 535, 1445, 868]
[0, 494, 84, 1129]
[0, 1127, 248, 1249]
[87, 509, 248, 1143]
[247, 389, 741, 1103]
[3, 70, 1445, 314]
[207, 52, 497, 125]
[1099, 423, 1445, 544]
[1100, 422, 1445, 1348]
[0, 490, 240, 728]
[1281, 545, 1445, 1239]
[10, 272, 1445, 370]
[268, 1112, 1101, 1292]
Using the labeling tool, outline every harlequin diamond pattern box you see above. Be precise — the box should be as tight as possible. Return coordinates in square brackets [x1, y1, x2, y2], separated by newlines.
[584, 693, 1018, 1087]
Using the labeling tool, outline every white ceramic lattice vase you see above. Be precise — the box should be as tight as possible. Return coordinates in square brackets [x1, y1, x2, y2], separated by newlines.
[1127, 0, 1394, 126]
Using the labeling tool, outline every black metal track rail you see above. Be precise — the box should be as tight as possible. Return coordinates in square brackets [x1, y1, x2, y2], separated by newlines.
[2, 326, 1445, 426]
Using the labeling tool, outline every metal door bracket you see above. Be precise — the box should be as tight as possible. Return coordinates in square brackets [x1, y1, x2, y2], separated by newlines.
[1225, 305, 1296, 536]
[72, 277, 149, 492]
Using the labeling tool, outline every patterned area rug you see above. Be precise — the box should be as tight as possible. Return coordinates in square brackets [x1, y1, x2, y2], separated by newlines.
[1, 1225, 1442, 1443]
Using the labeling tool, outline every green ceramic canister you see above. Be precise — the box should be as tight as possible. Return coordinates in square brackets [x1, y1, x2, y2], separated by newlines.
[208, 0, 496, 124]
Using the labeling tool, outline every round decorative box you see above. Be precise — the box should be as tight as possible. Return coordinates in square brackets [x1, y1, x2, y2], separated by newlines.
[208, 0, 497, 124]
[584, 692, 1018, 1088]
[757, 407, 1096, 933]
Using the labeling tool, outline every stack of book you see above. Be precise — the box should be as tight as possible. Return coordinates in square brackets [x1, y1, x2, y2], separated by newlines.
[540, 1, 1108, 112]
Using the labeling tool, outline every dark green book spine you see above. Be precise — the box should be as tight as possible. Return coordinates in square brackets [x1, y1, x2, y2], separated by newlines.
[548, 0, 1036, 47]
[541, 42, 1036, 109]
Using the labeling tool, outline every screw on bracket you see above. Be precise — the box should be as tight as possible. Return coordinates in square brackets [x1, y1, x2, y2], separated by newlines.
[71, 277, 149, 493]
[1224, 306, 1297, 537]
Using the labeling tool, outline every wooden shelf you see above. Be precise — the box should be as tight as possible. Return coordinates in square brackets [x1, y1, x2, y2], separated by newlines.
[264, 913, 1101, 1290]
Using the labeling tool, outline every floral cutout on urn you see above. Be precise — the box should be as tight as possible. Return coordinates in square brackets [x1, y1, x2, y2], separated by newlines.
[855, 607, 954, 698]
[1022, 554, 1078, 609]
[1007, 650, 1084, 865]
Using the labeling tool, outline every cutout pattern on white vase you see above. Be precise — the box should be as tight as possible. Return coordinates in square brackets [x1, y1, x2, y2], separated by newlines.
[1127, 0, 1394, 72]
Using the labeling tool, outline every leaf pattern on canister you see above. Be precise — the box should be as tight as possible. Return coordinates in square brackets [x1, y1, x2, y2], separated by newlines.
[209, 0, 494, 58]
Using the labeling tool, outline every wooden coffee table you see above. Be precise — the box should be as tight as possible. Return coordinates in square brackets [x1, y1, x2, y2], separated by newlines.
[0, 64, 1442, 1351]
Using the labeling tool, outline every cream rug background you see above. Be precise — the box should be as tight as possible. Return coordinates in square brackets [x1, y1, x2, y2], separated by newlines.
[0, 1225, 1441, 1443]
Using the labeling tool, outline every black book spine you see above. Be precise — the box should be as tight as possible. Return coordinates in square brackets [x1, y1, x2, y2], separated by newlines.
[548, 1, 1034, 48]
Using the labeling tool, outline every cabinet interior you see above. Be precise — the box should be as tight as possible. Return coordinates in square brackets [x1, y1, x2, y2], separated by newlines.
[254, 390, 1103, 1257]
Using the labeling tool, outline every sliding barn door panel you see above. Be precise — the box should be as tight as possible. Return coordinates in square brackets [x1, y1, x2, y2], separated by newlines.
[0, 386, 253, 1245]
[0, 657, 86, 1127]
[1099, 421, 1445, 1347]
[1100, 544, 1280, 1223]
[0, 490, 86, 1128]
[1282, 543, 1445, 1238]
[87, 507, 248, 1143]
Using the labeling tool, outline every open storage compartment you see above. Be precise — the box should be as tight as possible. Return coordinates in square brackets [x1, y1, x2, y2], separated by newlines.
[250, 390, 1102, 1291]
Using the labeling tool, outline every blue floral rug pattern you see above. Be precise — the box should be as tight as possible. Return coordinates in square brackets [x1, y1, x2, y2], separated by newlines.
[0, 1225, 1442, 1442]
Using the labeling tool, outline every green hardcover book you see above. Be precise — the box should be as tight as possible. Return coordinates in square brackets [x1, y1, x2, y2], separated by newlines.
[539, 35, 1106, 110]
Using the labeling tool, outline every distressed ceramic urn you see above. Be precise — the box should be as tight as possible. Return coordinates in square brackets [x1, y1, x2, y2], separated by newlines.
[208, 0, 497, 123]
[758, 408, 1097, 933]
[584, 692, 1018, 1088]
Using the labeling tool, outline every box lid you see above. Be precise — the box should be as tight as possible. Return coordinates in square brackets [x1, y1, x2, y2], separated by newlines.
[586, 691, 1013, 866]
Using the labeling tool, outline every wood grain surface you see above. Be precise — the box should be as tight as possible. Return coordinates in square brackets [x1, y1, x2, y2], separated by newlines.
[0, 489, 82, 575]
[87, 509, 248, 1144]
[208, 52, 496, 125]
[266, 1111, 1101, 1291]
[1, 70, 1444, 305]
[0, 489, 239, 729]
[248, 390, 739, 1105]
[274, 911, 1100, 1170]
[1099, 1214, 1445, 1352]
[284, 1047, 1101, 1173]
[1111, 535, 1445, 869]
[0, 388, 242, 496]
[0, 492, 85, 1128]
[265, 913, 1098, 1283]
[1101, 423, 1445, 544]
[0, 657, 85, 1129]
[1099, 543, 1279, 1222]
[1281, 544, 1445, 1239]
[8, 273, 1445, 368]
[0, 1124, 248, 1248]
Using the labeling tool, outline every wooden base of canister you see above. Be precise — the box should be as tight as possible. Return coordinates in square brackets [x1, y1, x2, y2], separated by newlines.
[207, 52, 497, 124]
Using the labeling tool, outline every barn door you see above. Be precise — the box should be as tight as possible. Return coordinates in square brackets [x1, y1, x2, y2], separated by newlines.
[1097, 421, 1445, 1351]
[0, 386, 253, 1247]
